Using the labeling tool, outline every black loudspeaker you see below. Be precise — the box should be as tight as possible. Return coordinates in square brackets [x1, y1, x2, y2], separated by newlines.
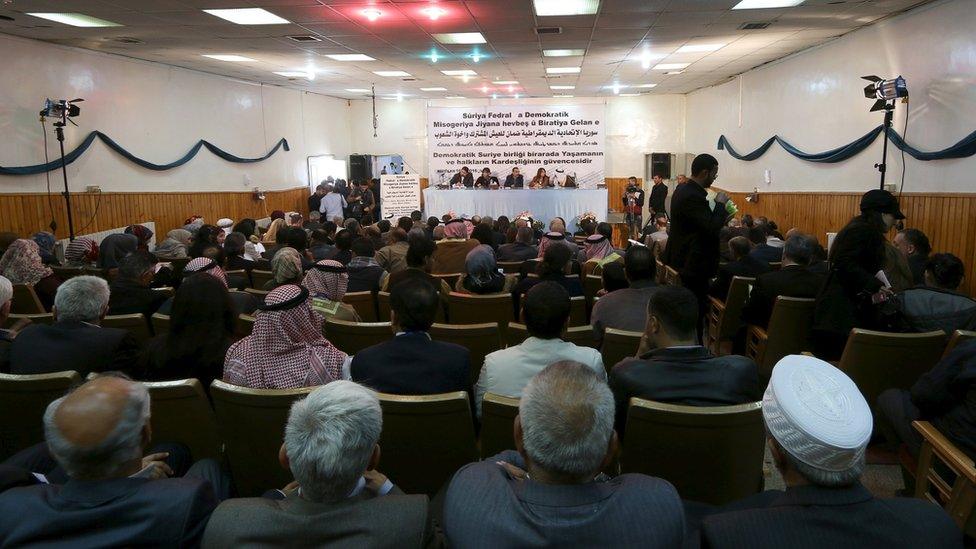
[349, 154, 371, 182]
[650, 153, 672, 179]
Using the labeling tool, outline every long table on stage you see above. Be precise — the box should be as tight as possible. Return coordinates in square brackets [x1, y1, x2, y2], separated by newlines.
[423, 188, 608, 230]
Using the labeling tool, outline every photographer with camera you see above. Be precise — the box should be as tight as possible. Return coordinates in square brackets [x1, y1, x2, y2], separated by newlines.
[622, 176, 645, 239]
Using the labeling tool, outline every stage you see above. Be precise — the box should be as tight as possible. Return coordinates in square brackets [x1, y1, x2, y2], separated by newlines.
[422, 188, 609, 232]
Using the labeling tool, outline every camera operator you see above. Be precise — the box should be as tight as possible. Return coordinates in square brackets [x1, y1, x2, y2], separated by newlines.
[622, 176, 645, 238]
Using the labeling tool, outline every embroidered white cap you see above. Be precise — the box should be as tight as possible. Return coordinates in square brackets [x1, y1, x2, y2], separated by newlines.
[763, 354, 873, 472]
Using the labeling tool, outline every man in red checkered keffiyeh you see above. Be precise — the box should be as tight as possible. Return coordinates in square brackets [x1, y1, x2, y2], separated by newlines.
[184, 257, 228, 288]
[223, 284, 346, 389]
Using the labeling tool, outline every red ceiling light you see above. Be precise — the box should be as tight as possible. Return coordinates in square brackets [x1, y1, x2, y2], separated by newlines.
[421, 6, 447, 20]
[361, 8, 382, 21]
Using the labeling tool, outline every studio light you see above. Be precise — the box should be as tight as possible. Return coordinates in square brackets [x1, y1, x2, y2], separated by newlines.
[862, 75, 908, 111]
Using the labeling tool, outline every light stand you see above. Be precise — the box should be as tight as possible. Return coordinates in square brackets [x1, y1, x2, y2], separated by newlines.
[53, 114, 77, 241]
[875, 100, 895, 190]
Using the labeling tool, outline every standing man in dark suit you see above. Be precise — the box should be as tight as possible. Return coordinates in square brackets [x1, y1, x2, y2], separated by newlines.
[445, 361, 685, 548]
[609, 286, 760, 431]
[741, 234, 825, 329]
[351, 277, 470, 395]
[649, 174, 669, 218]
[10, 276, 140, 377]
[504, 167, 524, 188]
[701, 355, 961, 548]
[622, 176, 645, 239]
[0, 376, 221, 547]
[203, 381, 434, 548]
[663, 153, 730, 341]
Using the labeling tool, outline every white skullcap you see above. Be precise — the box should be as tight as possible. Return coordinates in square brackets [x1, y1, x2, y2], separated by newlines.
[0, 275, 12, 307]
[764, 354, 872, 472]
[217, 218, 234, 228]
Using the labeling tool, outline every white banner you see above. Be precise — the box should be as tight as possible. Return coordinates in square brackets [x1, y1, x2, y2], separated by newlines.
[379, 173, 421, 220]
[427, 104, 605, 189]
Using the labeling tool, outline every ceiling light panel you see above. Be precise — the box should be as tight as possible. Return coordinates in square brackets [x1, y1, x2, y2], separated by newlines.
[654, 63, 690, 70]
[203, 54, 256, 62]
[203, 8, 289, 25]
[544, 49, 586, 57]
[677, 43, 726, 53]
[546, 67, 581, 74]
[373, 70, 411, 77]
[420, 87, 448, 91]
[732, 0, 806, 9]
[327, 54, 376, 62]
[27, 13, 122, 27]
[441, 69, 478, 76]
[432, 33, 486, 45]
[533, 0, 600, 16]
[550, 85, 575, 90]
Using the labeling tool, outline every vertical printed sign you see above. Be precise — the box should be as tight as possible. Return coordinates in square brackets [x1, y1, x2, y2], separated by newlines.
[379, 173, 422, 220]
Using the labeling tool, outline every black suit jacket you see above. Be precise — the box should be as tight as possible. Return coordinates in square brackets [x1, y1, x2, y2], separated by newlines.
[351, 332, 470, 395]
[504, 174, 524, 188]
[10, 321, 141, 377]
[662, 181, 727, 279]
[701, 483, 961, 549]
[450, 173, 474, 188]
[749, 243, 784, 264]
[0, 477, 218, 548]
[108, 279, 169, 318]
[609, 346, 761, 431]
[649, 183, 668, 214]
[497, 242, 538, 262]
[708, 256, 770, 301]
[741, 265, 825, 328]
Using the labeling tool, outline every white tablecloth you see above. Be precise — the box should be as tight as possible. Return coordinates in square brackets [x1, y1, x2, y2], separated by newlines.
[423, 188, 607, 231]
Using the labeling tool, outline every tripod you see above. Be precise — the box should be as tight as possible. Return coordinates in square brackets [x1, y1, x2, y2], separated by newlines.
[875, 100, 895, 190]
[53, 114, 77, 241]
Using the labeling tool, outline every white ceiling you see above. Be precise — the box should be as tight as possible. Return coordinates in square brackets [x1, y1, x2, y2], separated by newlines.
[0, 0, 934, 100]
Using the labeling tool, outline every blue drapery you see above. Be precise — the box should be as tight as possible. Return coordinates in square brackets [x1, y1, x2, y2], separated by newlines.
[717, 126, 976, 163]
[0, 131, 290, 176]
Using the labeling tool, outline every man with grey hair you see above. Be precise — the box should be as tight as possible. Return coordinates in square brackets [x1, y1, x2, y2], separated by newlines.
[740, 233, 825, 330]
[701, 355, 960, 547]
[9, 275, 140, 376]
[446, 361, 684, 547]
[203, 381, 432, 547]
[0, 376, 221, 546]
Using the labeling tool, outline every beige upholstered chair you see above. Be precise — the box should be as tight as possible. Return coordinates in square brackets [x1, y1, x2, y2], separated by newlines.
[706, 276, 754, 354]
[912, 420, 976, 537]
[343, 291, 378, 322]
[599, 328, 643, 376]
[102, 313, 154, 344]
[3, 313, 54, 329]
[943, 330, 976, 359]
[323, 319, 392, 355]
[480, 392, 520, 459]
[745, 297, 816, 382]
[151, 313, 170, 335]
[248, 269, 274, 290]
[145, 379, 221, 461]
[0, 370, 81, 459]
[448, 292, 514, 337]
[11, 284, 45, 314]
[429, 323, 501, 386]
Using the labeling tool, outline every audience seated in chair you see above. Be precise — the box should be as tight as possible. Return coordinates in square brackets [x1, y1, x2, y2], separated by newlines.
[108, 252, 169, 319]
[432, 219, 480, 274]
[746, 225, 784, 265]
[700, 355, 961, 548]
[445, 361, 684, 548]
[455, 245, 517, 295]
[609, 285, 760, 431]
[709, 236, 769, 301]
[159, 257, 256, 316]
[591, 245, 658, 347]
[376, 228, 410, 274]
[581, 233, 622, 276]
[0, 276, 19, 373]
[303, 260, 360, 323]
[0, 239, 62, 311]
[741, 234, 825, 329]
[894, 228, 931, 286]
[10, 276, 140, 377]
[645, 214, 670, 260]
[309, 226, 336, 262]
[382, 235, 452, 298]
[202, 381, 433, 548]
[511, 244, 584, 315]
[497, 226, 537, 262]
[883, 253, 976, 335]
[0, 376, 228, 547]
[476, 282, 604, 415]
[141, 275, 236, 390]
[224, 285, 346, 389]
[264, 248, 304, 291]
[347, 238, 389, 294]
[351, 278, 470, 396]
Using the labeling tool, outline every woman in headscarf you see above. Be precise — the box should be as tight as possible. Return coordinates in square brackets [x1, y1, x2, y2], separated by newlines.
[234, 219, 258, 240]
[265, 247, 303, 290]
[581, 233, 622, 276]
[0, 239, 61, 310]
[223, 284, 347, 389]
[154, 229, 192, 258]
[124, 225, 154, 252]
[262, 218, 287, 245]
[97, 233, 139, 271]
[63, 237, 99, 267]
[431, 218, 479, 274]
[183, 215, 205, 234]
[31, 232, 58, 265]
[456, 245, 515, 295]
[302, 259, 360, 322]
[188, 224, 224, 258]
[157, 256, 256, 315]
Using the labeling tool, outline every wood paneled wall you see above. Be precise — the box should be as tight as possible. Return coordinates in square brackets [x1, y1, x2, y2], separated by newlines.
[0, 187, 309, 240]
[605, 177, 642, 214]
[720, 189, 976, 297]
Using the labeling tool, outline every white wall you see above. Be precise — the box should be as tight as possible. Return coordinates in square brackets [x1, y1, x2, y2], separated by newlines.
[686, 0, 976, 193]
[0, 34, 352, 193]
[350, 94, 686, 179]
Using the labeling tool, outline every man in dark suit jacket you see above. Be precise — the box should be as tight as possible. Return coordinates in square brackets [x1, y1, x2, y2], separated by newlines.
[741, 234, 825, 329]
[497, 226, 538, 262]
[107, 252, 169, 318]
[747, 225, 784, 264]
[503, 167, 524, 188]
[700, 355, 960, 548]
[203, 381, 434, 548]
[709, 236, 770, 301]
[450, 166, 474, 188]
[10, 276, 140, 377]
[0, 376, 219, 547]
[649, 174, 669, 217]
[610, 286, 760, 431]
[662, 154, 730, 339]
[445, 362, 685, 549]
[352, 277, 469, 395]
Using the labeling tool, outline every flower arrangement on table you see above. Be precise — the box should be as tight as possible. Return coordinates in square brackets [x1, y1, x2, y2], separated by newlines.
[515, 210, 533, 223]
[576, 211, 598, 226]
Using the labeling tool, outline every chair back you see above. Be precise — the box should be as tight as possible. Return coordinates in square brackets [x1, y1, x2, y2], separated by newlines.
[747, 297, 815, 381]
[161, 256, 192, 280]
[912, 420, 976, 536]
[448, 292, 514, 336]
[838, 329, 947, 411]
[0, 371, 81, 459]
[244, 288, 269, 302]
[768, 261, 782, 271]
[564, 325, 598, 349]
[507, 322, 529, 347]
[432, 273, 462, 290]
[655, 259, 666, 284]
[622, 398, 765, 505]
[237, 314, 256, 338]
[151, 313, 171, 335]
[102, 313, 154, 344]
[480, 393, 520, 458]
[944, 330, 976, 359]
[145, 379, 220, 461]
[664, 266, 681, 286]
[429, 323, 501, 386]
[569, 295, 587, 326]
[51, 266, 83, 281]
[249, 269, 274, 290]
[376, 291, 391, 322]
[210, 380, 314, 496]
[600, 328, 643, 376]
[343, 291, 378, 322]
[498, 261, 523, 274]
[4, 313, 54, 329]
[583, 274, 603, 312]
[324, 319, 392, 354]
[707, 276, 754, 352]
[11, 284, 45, 314]
[377, 391, 477, 495]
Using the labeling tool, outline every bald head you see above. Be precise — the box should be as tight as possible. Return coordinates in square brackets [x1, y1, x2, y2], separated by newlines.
[45, 376, 150, 480]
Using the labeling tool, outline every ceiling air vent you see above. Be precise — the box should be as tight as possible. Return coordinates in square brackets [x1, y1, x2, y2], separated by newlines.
[287, 35, 322, 42]
[535, 26, 562, 35]
[111, 36, 144, 44]
[0, 15, 15, 22]
[738, 22, 771, 30]
[401, 77, 418, 82]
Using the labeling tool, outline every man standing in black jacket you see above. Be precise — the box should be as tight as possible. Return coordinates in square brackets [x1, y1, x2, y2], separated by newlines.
[622, 176, 645, 239]
[662, 153, 730, 341]
[649, 174, 668, 218]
